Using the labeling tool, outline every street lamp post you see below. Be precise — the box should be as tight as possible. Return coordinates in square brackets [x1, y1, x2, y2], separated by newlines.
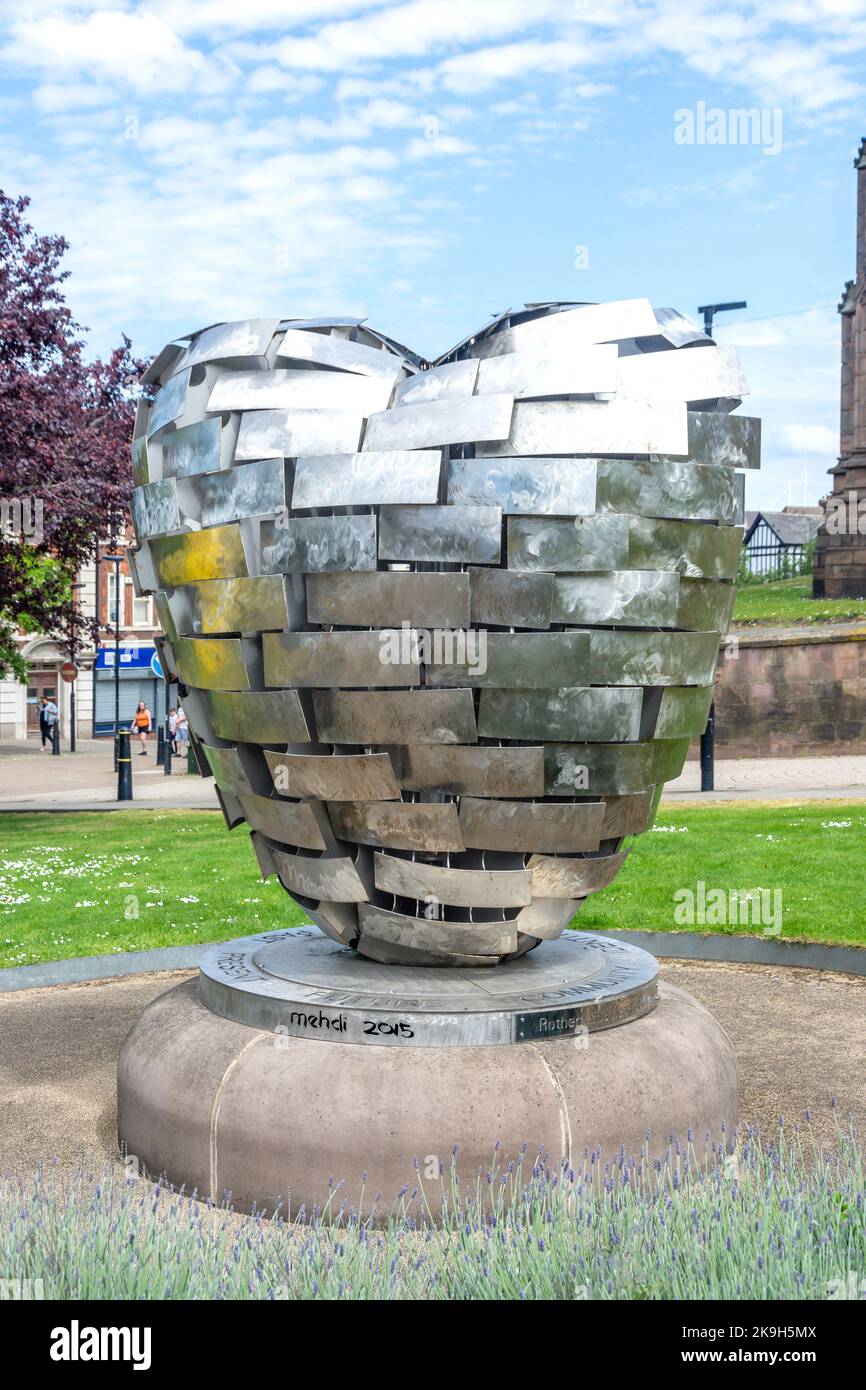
[103, 552, 125, 770]
[695, 300, 747, 792]
[69, 581, 82, 753]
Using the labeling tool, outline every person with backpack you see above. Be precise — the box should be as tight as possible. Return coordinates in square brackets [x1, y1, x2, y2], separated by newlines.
[130, 701, 152, 755]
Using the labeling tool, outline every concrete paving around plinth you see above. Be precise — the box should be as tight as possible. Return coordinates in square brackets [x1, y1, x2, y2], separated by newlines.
[0, 960, 862, 1191]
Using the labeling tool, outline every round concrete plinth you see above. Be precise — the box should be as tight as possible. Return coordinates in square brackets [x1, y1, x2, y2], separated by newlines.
[118, 977, 737, 1219]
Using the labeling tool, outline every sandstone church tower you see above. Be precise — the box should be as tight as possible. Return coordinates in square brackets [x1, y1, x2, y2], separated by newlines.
[813, 137, 866, 598]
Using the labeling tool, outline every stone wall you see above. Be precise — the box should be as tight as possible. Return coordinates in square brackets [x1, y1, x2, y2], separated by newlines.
[701, 625, 866, 758]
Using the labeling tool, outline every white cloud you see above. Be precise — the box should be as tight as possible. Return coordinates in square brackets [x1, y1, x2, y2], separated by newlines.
[3, 10, 231, 94]
[781, 422, 838, 453]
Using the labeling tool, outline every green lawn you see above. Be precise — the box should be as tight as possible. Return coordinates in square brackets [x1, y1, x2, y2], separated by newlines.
[0, 810, 304, 968]
[1, 803, 864, 968]
[732, 576, 866, 626]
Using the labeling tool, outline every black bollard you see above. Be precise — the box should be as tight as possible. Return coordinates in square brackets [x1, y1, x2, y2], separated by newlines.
[187, 743, 199, 775]
[156, 725, 165, 767]
[117, 730, 133, 801]
[51, 721, 61, 756]
[699, 702, 715, 792]
[163, 717, 172, 775]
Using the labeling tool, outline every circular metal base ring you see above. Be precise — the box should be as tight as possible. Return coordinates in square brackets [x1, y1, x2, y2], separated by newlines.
[198, 927, 658, 1047]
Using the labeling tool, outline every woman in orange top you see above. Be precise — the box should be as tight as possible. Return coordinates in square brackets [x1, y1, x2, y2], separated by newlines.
[130, 701, 152, 755]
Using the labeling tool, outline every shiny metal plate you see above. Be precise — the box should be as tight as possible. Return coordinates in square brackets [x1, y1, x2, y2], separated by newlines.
[508, 515, 630, 571]
[527, 850, 629, 898]
[683, 410, 761, 469]
[207, 368, 393, 416]
[616, 343, 748, 403]
[152, 590, 179, 645]
[264, 750, 400, 801]
[150, 525, 249, 586]
[588, 629, 720, 686]
[600, 791, 655, 836]
[201, 743, 254, 798]
[469, 568, 554, 629]
[363, 394, 513, 451]
[459, 798, 605, 853]
[131, 479, 181, 539]
[162, 417, 222, 479]
[328, 800, 465, 852]
[447, 457, 597, 515]
[147, 369, 189, 437]
[477, 687, 643, 742]
[378, 504, 501, 564]
[628, 517, 743, 579]
[273, 848, 369, 904]
[236, 408, 364, 460]
[263, 629, 420, 688]
[199, 458, 286, 527]
[373, 853, 532, 908]
[209, 689, 310, 743]
[132, 434, 149, 486]
[478, 398, 688, 457]
[469, 299, 659, 359]
[552, 571, 679, 627]
[306, 571, 470, 628]
[395, 744, 544, 797]
[427, 631, 590, 689]
[675, 578, 737, 633]
[313, 689, 477, 744]
[357, 905, 516, 958]
[513, 898, 578, 940]
[475, 343, 618, 397]
[292, 450, 441, 508]
[596, 458, 737, 524]
[275, 327, 406, 378]
[192, 574, 302, 635]
[261, 514, 377, 574]
[543, 743, 656, 796]
[652, 685, 715, 739]
[393, 358, 478, 406]
[173, 636, 251, 692]
[238, 793, 327, 851]
[174, 318, 280, 373]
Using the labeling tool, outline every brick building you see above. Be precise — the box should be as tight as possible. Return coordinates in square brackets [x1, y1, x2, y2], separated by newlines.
[0, 531, 170, 741]
[813, 136, 866, 598]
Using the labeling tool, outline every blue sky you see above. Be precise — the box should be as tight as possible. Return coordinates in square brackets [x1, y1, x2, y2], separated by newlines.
[0, 0, 864, 509]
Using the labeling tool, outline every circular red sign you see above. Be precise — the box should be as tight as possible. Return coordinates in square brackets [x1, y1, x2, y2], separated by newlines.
[60, 662, 78, 682]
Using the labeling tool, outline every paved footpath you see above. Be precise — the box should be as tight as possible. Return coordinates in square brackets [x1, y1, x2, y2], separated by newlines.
[0, 737, 218, 811]
[1, 737, 866, 811]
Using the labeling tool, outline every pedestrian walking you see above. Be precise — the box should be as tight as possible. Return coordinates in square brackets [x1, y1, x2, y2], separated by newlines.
[130, 701, 152, 755]
[39, 696, 59, 750]
[175, 706, 189, 748]
[168, 707, 178, 756]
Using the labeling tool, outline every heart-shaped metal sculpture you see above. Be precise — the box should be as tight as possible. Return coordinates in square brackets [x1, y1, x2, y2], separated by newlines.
[129, 300, 758, 966]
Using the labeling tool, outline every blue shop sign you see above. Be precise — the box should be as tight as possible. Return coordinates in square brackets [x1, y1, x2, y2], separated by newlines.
[95, 645, 158, 671]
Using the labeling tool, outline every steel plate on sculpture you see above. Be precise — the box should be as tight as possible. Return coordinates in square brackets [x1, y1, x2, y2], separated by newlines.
[130, 300, 758, 966]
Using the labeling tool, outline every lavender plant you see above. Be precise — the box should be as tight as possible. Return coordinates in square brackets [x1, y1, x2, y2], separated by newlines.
[1, 1119, 862, 1301]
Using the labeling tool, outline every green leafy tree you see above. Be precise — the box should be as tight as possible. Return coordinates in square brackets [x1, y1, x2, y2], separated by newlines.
[0, 190, 143, 680]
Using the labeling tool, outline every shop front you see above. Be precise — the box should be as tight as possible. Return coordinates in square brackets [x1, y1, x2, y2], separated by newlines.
[93, 644, 174, 737]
